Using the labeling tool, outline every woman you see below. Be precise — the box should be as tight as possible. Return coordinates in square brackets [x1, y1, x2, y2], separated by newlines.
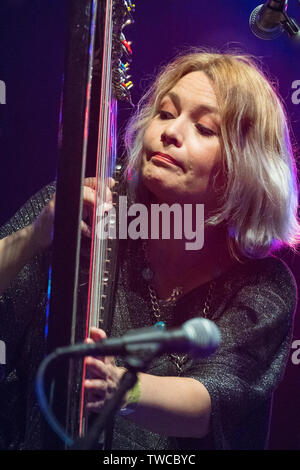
[0, 50, 299, 450]
[83, 51, 300, 450]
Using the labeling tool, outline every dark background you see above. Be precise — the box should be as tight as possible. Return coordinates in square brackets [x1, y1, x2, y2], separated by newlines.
[0, 0, 300, 449]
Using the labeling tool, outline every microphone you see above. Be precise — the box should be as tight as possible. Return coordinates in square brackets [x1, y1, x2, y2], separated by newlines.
[249, 1, 288, 40]
[53, 318, 221, 360]
[35, 318, 220, 447]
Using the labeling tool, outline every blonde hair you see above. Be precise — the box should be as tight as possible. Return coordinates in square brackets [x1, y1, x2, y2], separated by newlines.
[124, 49, 300, 260]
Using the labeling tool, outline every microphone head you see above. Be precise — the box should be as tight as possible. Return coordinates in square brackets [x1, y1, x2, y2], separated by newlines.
[249, 4, 284, 40]
[182, 318, 221, 358]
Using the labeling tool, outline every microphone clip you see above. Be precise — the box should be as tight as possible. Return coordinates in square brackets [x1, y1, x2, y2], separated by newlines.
[281, 14, 300, 39]
[250, 1, 300, 41]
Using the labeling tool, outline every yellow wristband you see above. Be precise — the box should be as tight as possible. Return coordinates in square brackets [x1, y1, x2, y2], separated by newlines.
[119, 374, 141, 416]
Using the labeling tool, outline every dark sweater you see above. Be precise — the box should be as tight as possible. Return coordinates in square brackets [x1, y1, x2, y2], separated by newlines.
[111, 238, 297, 450]
[0, 185, 297, 450]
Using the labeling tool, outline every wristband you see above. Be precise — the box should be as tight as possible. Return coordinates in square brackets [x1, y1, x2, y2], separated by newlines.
[119, 375, 141, 416]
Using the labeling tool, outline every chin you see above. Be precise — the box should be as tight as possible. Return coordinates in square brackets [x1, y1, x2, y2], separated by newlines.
[141, 173, 174, 204]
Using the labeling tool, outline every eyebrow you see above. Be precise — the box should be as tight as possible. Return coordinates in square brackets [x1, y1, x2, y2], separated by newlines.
[165, 91, 220, 117]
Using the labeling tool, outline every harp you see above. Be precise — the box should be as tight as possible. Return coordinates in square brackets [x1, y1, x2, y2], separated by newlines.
[44, 0, 135, 449]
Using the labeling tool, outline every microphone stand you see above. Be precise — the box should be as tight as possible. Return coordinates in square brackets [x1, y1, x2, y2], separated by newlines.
[71, 348, 159, 450]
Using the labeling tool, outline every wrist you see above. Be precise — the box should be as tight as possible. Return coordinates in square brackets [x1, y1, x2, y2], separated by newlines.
[119, 371, 141, 416]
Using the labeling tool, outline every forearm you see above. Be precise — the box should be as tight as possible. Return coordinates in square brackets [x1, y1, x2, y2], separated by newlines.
[122, 371, 211, 438]
[0, 224, 39, 295]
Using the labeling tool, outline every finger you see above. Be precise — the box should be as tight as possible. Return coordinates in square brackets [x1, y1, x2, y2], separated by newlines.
[105, 186, 113, 204]
[83, 184, 113, 222]
[84, 177, 115, 188]
[83, 177, 115, 190]
[85, 400, 105, 412]
[88, 328, 110, 363]
[95, 186, 113, 206]
[85, 386, 106, 406]
[97, 201, 113, 214]
[105, 355, 117, 367]
[108, 177, 116, 189]
[84, 379, 108, 396]
[82, 185, 96, 206]
[85, 337, 94, 344]
[81, 220, 92, 238]
[84, 177, 97, 190]
[90, 327, 107, 342]
[84, 381, 107, 412]
[82, 180, 114, 229]
[85, 356, 107, 378]
[83, 178, 115, 202]
[89, 328, 117, 367]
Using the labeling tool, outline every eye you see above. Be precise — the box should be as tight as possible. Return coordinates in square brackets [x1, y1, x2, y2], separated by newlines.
[195, 123, 216, 137]
[159, 110, 174, 120]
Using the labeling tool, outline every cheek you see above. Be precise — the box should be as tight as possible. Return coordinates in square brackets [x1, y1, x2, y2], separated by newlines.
[188, 140, 222, 173]
[143, 120, 161, 149]
[143, 122, 153, 143]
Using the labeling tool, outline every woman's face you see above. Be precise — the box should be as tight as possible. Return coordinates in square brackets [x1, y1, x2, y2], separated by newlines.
[141, 71, 224, 209]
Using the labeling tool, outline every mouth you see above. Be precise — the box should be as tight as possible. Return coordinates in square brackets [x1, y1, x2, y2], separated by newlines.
[150, 152, 183, 170]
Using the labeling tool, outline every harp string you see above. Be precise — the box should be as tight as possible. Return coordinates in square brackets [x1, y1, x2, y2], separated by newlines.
[89, 0, 114, 332]
[80, 0, 115, 437]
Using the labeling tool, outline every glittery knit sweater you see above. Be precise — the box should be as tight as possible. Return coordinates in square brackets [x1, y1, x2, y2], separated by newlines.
[0, 185, 297, 450]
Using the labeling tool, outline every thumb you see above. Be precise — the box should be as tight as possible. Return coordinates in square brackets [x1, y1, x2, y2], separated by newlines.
[89, 327, 107, 342]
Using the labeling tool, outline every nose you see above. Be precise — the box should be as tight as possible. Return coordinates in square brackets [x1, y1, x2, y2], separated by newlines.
[160, 119, 184, 148]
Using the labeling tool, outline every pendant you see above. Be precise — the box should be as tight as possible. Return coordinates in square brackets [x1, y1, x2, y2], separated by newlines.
[154, 321, 166, 330]
[170, 353, 188, 374]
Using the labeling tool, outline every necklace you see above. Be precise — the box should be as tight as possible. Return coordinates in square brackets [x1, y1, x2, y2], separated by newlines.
[142, 241, 216, 374]
[147, 281, 216, 373]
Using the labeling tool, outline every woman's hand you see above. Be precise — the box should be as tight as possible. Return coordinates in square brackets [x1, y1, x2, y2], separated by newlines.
[32, 177, 115, 253]
[84, 327, 125, 412]
[80, 177, 115, 239]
